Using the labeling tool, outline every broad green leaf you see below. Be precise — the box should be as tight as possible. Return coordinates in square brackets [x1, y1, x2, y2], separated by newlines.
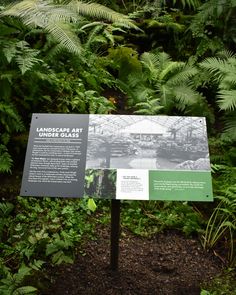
[13, 286, 37, 295]
[87, 199, 97, 212]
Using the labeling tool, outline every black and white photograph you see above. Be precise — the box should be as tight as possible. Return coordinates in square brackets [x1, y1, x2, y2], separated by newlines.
[86, 115, 211, 171]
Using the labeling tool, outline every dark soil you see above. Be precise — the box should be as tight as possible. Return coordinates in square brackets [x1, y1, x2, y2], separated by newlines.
[42, 226, 223, 295]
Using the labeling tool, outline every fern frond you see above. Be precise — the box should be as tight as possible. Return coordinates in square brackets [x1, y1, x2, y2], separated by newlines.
[135, 98, 163, 115]
[141, 51, 171, 73]
[127, 72, 146, 88]
[199, 57, 235, 78]
[0, 202, 14, 217]
[216, 50, 236, 59]
[0, 145, 13, 173]
[15, 41, 41, 74]
[45, 22, 82, 54]
[159, 61, 180, 81]
[220, 73, 236, 90]
[173, 85, 200, 107]
[0, 102, 24, 132]
[222, 112, 236, 140]
[2, 0, 137, 56]
[218, 90, 236, 111]
[84, 23, 103, 50]
[72, 1, 138, 29]
[171, 0, 201, 9]
[141, 52, 160, 74]
[167, 65, 198, 85]
[2, 40, 18, 63]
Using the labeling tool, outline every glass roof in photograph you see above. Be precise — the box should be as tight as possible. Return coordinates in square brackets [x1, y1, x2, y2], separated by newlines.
[88, 115, 206, 136]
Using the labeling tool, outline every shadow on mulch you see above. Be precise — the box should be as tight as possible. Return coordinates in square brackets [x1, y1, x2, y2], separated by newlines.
[42, 227, 223, 295]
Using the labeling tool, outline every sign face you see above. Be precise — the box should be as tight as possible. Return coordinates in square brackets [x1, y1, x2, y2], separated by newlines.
[21, 114, 213, 201]
[21, 114, 89, 197]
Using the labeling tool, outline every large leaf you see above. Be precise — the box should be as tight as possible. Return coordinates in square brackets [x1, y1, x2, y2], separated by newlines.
[13, 286, 37, 295]
[45, 22, 82, 55]
[218, 90, 236, 111]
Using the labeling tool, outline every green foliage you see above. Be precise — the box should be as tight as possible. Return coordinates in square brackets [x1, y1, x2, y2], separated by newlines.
[0, 145, 13, 173]
[203, 136, 236, 266]
[121, 201, 204, 237]
[203, 184, 236, 265]
[108, 46, 142, 81]
[200, 53, 236, 112]
[116, 50, 205, 113]
[2, 40, 42, 75]
[190, 0, 236, 56]
[0, 264, 38, 295]
[201, 269, 236, 295]
[134, 98, 164, 115]
[1, 0, 137, 55]
[0, 197, 96, 291]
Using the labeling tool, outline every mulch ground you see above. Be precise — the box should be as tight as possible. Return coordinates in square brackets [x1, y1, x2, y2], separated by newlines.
[42, 226, 223, 295]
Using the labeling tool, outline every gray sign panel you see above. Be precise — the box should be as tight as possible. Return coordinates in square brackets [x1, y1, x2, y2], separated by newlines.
[20, 114, 89, 197]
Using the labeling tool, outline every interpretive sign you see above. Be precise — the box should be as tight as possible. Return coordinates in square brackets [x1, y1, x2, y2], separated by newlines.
[21, 113, 213, 201]
[21, 114, 89, 197]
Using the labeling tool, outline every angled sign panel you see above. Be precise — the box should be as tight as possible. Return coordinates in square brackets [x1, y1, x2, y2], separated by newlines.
[21, 114, 213, 201]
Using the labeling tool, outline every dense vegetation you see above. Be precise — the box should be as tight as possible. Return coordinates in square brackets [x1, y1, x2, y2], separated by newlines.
[0, 0, 235, 294]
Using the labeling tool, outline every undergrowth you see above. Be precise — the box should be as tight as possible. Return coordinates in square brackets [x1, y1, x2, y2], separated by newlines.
[0, 197, 96, 294]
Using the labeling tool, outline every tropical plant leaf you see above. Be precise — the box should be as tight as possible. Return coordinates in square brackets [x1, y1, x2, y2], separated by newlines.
[87, 199, 97, 212]
[218, 90, 236, 111]
[12, 286, 37, 295]
[73, 1, 138, 29]
[45, 22, 82, 54]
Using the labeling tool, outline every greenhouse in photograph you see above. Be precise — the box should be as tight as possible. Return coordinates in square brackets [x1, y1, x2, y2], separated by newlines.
[86, 115, 210, 171]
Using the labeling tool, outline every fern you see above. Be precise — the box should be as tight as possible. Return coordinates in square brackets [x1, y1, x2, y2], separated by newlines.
[45, 22, 82, 55]
[2, 40, 42, 74]
[0, 202, 14, 217]
[0, 102, 24, 133]
[200, 55, 236, 112]
[0, 145, 13, 173]
[173, 85, 201, 108]
[171, 0, 201, 9]
[15, 41, 41, 74]
[1, 0, 138, 56]
[73, 1, 137, 29]
[218, 90, 236, 111]
[135, 98, 163, 115]
[222, 111, 236, 139]
[167, 65, 198, 85]
[199, 57, 235, 79]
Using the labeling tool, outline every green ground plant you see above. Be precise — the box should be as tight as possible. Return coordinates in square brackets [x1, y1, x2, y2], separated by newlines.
[121, 200, 205, 237]
[0, 197, 96, 292]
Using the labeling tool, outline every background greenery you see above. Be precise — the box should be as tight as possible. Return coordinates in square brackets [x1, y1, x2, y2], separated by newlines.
[0, 0, 235, 294]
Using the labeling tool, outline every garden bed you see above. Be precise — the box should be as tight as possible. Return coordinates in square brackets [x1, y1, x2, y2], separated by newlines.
[43, 226, 223, 295]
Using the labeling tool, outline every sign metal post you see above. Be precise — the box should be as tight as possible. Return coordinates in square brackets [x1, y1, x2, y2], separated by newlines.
[110, 199, 121, 271]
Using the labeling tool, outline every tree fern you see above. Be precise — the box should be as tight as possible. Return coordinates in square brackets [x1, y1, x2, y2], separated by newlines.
[1, 0, 138, 55]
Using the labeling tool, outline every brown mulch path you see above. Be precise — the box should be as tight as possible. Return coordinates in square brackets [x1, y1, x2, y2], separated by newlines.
[42, 227, 223, 295]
